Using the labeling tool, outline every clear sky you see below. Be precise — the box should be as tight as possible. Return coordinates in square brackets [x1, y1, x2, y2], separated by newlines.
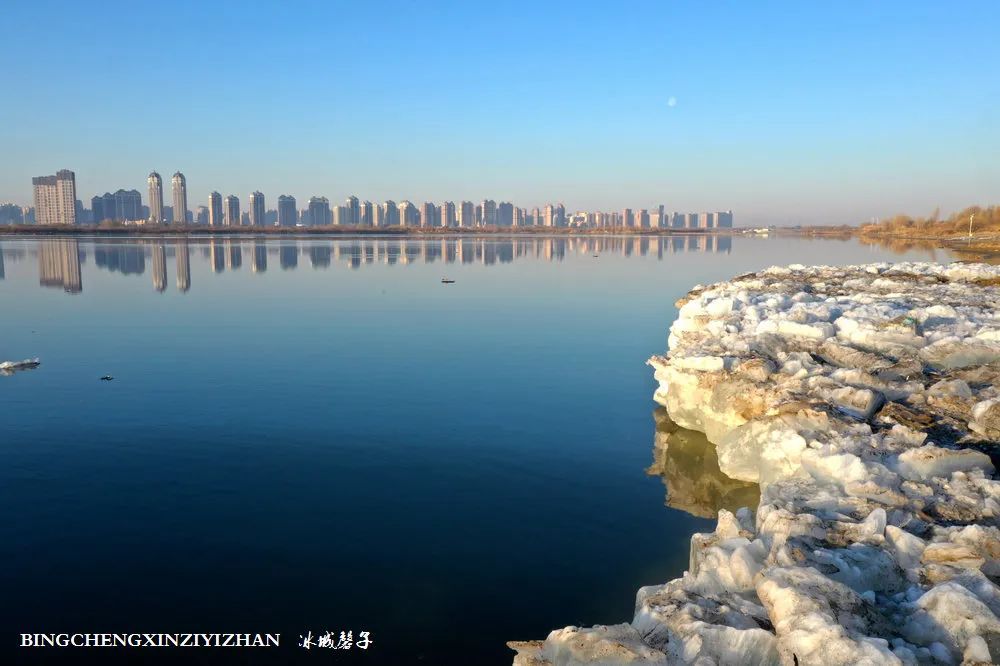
[2, 1, 998, 225]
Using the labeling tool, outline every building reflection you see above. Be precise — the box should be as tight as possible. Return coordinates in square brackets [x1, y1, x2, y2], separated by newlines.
[176, 240, 191, 291]
[20, 233, 756, 295]
[0, 243, 5, 280]
[210, 240, 225, 273]
[38, 240, 83, 293]
[251, 241, 267, 273]
[151, 244, 167, 292]
[280, 243, 298, 270]
[95, 244, 145, 275]
[646, 408, 759, 518]
[226, 241, 242, 270]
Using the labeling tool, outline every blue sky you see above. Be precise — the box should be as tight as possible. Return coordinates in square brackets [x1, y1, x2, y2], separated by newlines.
[1, 1, 998, 225]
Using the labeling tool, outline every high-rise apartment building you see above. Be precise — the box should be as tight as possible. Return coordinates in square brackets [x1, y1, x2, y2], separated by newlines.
[223, 195, 240, 227]
[637, 209, 650, 229]
[307, 196, 331, 226]
[208, 192, 224, 226]
[171, 172, 188, 226]
[497, 202, 513, 227]
[441, 201, 456, 228]
[382, 200, 398, 226]
[345, 196, 360, 226]
[360, 200, 374, 226]
[147, 172, 164, 223]
[196, 206, 209, 225]
[481, 199, 497, 226]
[249, 191, 265, 226]
[397, 201, 417, 226]
[555, 203, 566, 227]
[32, 169, 77, 225]
[277, 195, 297, 227]
[543, 204, 555, 227]
[458, 201, 475, 227]
[420, 202, 436, 227]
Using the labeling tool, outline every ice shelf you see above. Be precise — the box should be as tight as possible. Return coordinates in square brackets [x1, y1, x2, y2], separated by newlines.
[510, 262, 1000, 666]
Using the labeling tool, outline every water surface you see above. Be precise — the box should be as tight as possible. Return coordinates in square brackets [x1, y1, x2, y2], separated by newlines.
[0, 234, 955, 663]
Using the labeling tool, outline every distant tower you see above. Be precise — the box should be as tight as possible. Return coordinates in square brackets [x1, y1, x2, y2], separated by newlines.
[249, 191, 265, 226]
[32, 169, 77, 225]
[345, 196, 360, 226]
[277, 195, 297, 227]
[224, 195, 241, 227]
[208, 192, 223, 226]
[147, 172, 164, 223]
[171, 172, 188, 225]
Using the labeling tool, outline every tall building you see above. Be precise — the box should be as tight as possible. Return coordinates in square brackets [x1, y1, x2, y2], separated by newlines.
[277, 195, 297, 227]
[441, 201, 456, 228]
[621, 208, 634, 228]
[383, 200, 399, 226]
[397, 201, 417, 227]
[196, 206, 209, 225]
[458, 201, 475, 228]
[223, 195, 240, 227]
[637, 209, 650, 228]
[147, 172, 164, 223]
[531, 207, 540, 227]
[555, 203, 566, 227]
[360, 200, 374, 227]
[481, 199, 497, 226]
[544, 204, 555, 227]
[420, 201, 436, 227]
[716, 210, 734, 228]
[249, 191, 265, 226]
[0, 203, 23, 225]
[497, 202, 514, 227]
[32, 169, 77, 225]
[345, 196, 360, 226]
[208, 191, 223, 226]
[171, 172, 188, 226]
[307, 196, 331, 226]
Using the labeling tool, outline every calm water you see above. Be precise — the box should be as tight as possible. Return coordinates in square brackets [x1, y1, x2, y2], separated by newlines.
[0, 234, 955, 664]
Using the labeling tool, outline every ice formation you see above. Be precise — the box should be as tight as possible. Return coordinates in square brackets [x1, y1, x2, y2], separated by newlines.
[0, 357, 40, 376]
[511, 263, 1000, 666]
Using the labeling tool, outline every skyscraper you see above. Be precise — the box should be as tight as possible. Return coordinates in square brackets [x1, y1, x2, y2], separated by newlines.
[441, 201, 456, 228]
[360, 200, 374, 227]
[497, 202, 513, 227]
[420, 201, 436, 227]
[249, 191, 265, 226]
[196, 206, 209, 225]
[458, 201, 475, 228]
[481, 200, 497, 226]
[208, 192, 223, 226]
[277, 195, 296, 227]
[171, 172, 188, 226]
[224, 195, 241, 227]
[555, 204, 566, 227]
[147, 172, 164, 223]
[345, 196, 360, 226]
[543, 204, 554, 227]
[32, 169, 77, 225]
[622, 208, 634, 228]
[307, 196, 331, 226]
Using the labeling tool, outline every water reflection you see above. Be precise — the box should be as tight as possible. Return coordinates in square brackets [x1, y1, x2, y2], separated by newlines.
[176, 241, 191, 292]
[2, 233, 955, 296]
[646, 408, 759, 518]
[151, 244, 167, 292]
[38, 240, 82, 293]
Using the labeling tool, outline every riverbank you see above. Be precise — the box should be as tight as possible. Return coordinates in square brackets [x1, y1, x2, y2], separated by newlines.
[0, 224, 742, 237]
[510, 262, 1000, 665]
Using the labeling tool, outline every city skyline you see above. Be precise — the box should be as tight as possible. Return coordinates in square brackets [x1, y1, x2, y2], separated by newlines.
[1, 2, 998, 225]
[19, 167, 737, 230]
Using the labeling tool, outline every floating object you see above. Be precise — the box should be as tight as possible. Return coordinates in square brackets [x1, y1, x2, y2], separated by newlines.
[441, 278, 456, 284]
[100, 375, 114, 381]
[0, 358, 40, 376]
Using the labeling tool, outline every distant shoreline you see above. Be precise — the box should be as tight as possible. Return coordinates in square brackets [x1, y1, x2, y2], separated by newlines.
[0, 224, 748, 237]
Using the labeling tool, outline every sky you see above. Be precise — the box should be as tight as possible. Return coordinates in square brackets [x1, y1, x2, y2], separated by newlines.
[1, 0, 998, 225]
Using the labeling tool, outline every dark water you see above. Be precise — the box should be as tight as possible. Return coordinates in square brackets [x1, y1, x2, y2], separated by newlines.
[0, 234, 954, 664]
